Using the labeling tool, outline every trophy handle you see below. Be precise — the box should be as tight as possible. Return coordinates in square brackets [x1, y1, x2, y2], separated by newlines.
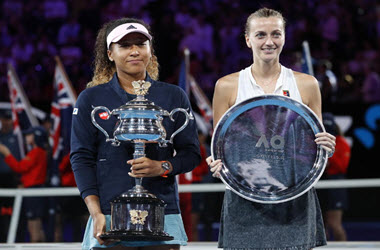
[168, 108, 194, 144]
[91, 106, 120, 146]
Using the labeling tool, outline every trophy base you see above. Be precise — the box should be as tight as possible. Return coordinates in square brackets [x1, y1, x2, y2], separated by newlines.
[100, 230, 174, 241]
[106, 185, 174, 242]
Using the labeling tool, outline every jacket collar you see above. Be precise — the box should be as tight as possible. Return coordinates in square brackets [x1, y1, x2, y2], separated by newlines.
[109, 73, 154, 103]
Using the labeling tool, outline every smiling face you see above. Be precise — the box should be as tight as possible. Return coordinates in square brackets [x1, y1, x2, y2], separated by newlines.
[107, 32, 152, 79]
[245, 17, 285, 63]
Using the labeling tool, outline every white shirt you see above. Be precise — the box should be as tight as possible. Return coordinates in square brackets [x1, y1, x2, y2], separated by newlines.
[236, 65, 302, 105]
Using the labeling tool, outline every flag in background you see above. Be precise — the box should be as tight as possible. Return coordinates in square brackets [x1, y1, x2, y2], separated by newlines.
[49, 56, 77, 186]
[301, 41, 314, 76]
[193, 112, 211, 137]
[178, 48, 190, 96]
[189, 76, 213, 126]
[7, 64, 39, 158]
[178, 49, 213, 135]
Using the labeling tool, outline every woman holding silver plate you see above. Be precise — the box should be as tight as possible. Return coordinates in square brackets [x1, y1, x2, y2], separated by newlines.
[70, 18, 200, 250]
[207, 8, 336, 250]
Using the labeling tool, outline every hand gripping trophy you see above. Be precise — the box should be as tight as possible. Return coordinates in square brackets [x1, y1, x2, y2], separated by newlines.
[91, 80, 193, 241]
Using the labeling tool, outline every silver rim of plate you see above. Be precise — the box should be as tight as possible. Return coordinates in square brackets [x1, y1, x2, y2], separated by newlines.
[211, 95, 328, 204]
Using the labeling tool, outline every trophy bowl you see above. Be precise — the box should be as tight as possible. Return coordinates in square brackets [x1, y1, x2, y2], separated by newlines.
[211, 95, 328, 204]
[91, 80, 193, 241]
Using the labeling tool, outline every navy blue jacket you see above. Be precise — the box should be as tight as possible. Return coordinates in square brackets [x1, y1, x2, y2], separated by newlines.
[70, 74, 201, 214]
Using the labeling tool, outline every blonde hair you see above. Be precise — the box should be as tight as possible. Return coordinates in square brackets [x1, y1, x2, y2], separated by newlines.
[87, 18, 159, 88]
[245, 8, 286, 36]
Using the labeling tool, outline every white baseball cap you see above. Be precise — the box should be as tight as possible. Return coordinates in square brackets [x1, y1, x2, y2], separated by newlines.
[106, 23, 152, 49]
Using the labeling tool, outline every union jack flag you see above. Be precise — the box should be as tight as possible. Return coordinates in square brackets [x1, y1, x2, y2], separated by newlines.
[7, 64, 39, 158]
[49, 57, 77, 186]
[178, 49, 213, 136]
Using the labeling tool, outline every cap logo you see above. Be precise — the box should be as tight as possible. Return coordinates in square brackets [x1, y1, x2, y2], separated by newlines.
[127, 25, 137, 30]
[107, 23, 152, 49]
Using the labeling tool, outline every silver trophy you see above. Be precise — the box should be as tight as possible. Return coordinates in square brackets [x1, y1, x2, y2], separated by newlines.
[212, 95, 328, 204]
[91, 80, 193, 240]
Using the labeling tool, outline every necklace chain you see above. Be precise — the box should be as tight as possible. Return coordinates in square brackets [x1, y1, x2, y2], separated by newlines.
[252, 68, 281, 87]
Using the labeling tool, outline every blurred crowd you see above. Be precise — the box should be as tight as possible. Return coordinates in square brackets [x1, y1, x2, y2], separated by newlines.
[0, 0, 379, 112]
[0, 109, 88, 242]
[0, 0, 379, 243]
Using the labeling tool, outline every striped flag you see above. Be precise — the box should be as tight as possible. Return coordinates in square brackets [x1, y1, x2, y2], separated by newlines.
[7, 64, 39, 158]
[189, 76, 213, 126]
[178, 49, 213, 135]
[49, 56, 77, 186]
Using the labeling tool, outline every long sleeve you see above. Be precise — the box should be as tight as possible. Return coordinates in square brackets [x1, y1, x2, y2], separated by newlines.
[5, 147, 47, 187]
[5, 149, 39, 174]
[70, 91, 99, 199]
[192, 144, 209, 182]
[167, 88, 201, 176]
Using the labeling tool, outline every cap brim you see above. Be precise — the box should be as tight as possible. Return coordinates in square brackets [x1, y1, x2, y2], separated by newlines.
[107, 23, 152, 49]
[112, 30, 151, 44]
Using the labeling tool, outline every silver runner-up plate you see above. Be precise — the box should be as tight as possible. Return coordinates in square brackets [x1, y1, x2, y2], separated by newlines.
[211, 95, 328, 203]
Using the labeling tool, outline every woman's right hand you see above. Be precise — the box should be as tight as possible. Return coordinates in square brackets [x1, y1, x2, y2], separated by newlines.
[92, 212, 107, 245]
[206, 156, 223, 178]
[84, 195, 119, 245]
[92, 212, 121, 246]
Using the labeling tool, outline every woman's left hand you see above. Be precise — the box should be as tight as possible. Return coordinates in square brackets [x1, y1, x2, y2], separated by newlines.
[315, 132, 336, 157]
[206, 156, 223, 178]
[127, 157, 164, 178]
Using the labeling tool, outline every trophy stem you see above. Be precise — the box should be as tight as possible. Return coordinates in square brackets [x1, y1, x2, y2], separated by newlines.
[133, 141, 146, 191]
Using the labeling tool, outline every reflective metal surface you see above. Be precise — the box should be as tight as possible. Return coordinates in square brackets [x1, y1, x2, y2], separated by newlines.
[212, 95, 328, 203]
[91, 80, 193, 147]
[91, 80, 184, 241]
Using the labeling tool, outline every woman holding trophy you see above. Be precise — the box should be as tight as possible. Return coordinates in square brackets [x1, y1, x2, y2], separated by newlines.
[207, 8, 336, 250]
[70, 18, 200, 250]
